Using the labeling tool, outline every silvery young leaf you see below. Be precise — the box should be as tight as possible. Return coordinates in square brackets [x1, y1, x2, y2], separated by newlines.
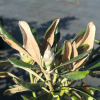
[52, 49, 92, 71]
[61, 71, 89, 80]
[21, 95, 35, 100]
[9, 58, 41, 70]
[36, 93, 53, 100]
[13, 77, 45, 91]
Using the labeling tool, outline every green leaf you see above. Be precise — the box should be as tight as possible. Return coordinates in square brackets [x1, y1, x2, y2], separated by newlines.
[61, 71, 89, 80]
[91, 46, 100, 55]
[54, 26, 60, 45]
[83, 58, 100, 70]
[8, 58, 41, 70]
[94, 38, 100, 45]
[77, 44, 89, 51]
[21, 95, 35, 100]
[68, 87, 97, 100]
[36, 93, 53, 100]
[55, 46, 63, 59]
[8, 60, 44, 82]
[53, 49, 92, 71]
[13, 77, 45, 91]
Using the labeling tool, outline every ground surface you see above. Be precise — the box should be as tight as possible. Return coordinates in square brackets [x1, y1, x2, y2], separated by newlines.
[0, 0, 100, 100]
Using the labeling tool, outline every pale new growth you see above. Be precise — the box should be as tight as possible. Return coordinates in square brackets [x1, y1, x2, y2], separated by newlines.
[43, 45, 55, 71]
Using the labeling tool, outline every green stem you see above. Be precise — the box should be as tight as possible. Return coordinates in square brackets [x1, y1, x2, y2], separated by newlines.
[57, 80, 68, 100]
[29, 73, 37, 98]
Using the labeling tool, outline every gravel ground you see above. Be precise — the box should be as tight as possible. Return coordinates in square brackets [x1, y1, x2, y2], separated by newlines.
[0, 0, 100, 100]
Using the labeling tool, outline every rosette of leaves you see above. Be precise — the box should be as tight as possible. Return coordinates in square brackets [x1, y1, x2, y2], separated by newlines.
[0, 19, 100, 100]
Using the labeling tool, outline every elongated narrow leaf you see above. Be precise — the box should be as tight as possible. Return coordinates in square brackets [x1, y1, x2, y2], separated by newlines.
[0, 72, 19, 79]
[77, 44, 89, 51]
[72, 29, 86, 48]
[54, 26, 60, 45]
[21, 95, 35, 100]
[91, 46, 100, 56]
[42, 19, 60, 51]
[83, 58, 100, 70]
[4, 86, 27, 95]
[80, 22, 95, 51]
[62, 41, 72, 70]
[13, 77, 45, 91]
[61, 71, 89, 80]
[0, 24, 30, 57]
[72, 29, 86, 42]
[8, 61, 44, 82]
[77, 22, 96, 67]
[68, 87, 97, 100]
[94, 38, 100, 45]
[55, 46, 63, 59]
[36, 93, 53, 100]
[71, 41, 78, 71]
[8, 59, 40, 70]
[52, 49, 92, 71]
[19, 21, 41, 67]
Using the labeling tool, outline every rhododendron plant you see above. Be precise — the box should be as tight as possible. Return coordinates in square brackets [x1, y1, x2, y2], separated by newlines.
[0, 19, 100, 100]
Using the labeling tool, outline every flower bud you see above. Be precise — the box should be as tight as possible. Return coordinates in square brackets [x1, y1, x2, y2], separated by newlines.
[43, 45, 55, 70]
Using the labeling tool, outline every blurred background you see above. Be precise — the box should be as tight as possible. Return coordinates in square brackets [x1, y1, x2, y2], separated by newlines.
[0, 0, 100, 99]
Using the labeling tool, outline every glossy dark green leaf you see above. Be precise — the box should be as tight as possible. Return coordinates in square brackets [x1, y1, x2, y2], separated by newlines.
[55, 46, 63, 59]
[36, 93, 53, 100]
[90, 52, 100, 63]
[61, 71, 89, 80]
[54, 26, 60, 44]
[13, 77, 45, 91]
[68, 87, 97, 100]
[83, 58, 100, 70]
[9, 59, 40, 70]
[21, 95, 35, 100]
[94, 38, 100, 45]
[91, 46, 100, 55]
[53, 49, 92, 71]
